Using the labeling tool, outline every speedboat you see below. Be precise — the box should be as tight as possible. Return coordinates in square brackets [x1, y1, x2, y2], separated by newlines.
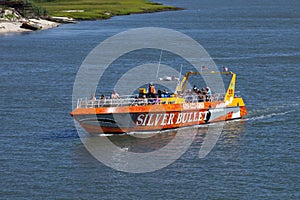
[70, 71, 247, 134]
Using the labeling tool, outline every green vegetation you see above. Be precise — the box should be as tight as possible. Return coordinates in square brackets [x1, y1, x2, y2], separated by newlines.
[0, 0, 48, 18]
[31, 0, 180, 20]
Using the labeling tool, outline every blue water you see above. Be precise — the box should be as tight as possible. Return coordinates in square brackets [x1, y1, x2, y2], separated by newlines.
[1, 0, 300, 199]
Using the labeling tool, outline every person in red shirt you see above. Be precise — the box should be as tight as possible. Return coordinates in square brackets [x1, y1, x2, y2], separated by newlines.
[148, 82, 157, 98]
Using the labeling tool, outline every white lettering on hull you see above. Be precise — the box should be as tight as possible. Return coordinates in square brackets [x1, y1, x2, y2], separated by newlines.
[135, 111, 211, 127]
[136, 114, 144, 126]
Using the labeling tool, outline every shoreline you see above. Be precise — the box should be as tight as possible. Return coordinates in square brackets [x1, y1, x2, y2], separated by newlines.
[0, 6, 180, 35]
[0, 7, 178, 35]
[0, 18, 59, 35]
[0, 0, 182, 35]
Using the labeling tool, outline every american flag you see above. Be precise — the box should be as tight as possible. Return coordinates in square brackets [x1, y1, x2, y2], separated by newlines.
[201, 66, 209, 70]
[223, 66, 228, 72]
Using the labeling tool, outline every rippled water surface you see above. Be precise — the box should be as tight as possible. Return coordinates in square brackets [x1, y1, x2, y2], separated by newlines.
[1, 0, 300, 199]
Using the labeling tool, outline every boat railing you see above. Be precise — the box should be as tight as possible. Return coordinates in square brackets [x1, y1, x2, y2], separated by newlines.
[77, 95, 137, 108]
[234, 91, 241, 97]
[77, 95, 185, 108]
[212, 93, 226, 101]
[76, 93, 227, 108]
[183, 93, 225, 103]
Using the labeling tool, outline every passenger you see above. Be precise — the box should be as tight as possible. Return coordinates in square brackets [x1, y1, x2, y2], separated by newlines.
[99, 94, 106, 106]
[148, 82, 157, 98]
[201, 87, 206, 94]
[100, 94, 106, 100]
[111, 90, 120, 99]
[223, 66, 228, 72]
[186, 89, 193, 102]
[166, 89, 171, 97]
[157, 90, 162, 98]
[206, 87, 211, 96]
[162, 89, 170, 98]
[142, 95, 148, 105]
[197, 91, 204, 102]
[136, 94, 147, 105]
[138, 88, 146, 98]
[199, 88, 205, 101]
[206, 87, 211, 101]
[193, 85, 198, 93]
[90, 93, 96, 101]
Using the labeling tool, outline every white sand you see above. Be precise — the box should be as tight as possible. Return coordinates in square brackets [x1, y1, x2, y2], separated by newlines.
[0, 19, 59, 35]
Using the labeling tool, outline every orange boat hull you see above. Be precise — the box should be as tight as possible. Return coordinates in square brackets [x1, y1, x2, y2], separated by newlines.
[71, 102, 247, 134]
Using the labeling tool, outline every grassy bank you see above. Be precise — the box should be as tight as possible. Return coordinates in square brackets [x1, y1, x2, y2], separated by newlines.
[32, 0, 180, 20]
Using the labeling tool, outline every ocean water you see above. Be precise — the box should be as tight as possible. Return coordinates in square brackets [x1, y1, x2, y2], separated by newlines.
[1, 0, 300, 199]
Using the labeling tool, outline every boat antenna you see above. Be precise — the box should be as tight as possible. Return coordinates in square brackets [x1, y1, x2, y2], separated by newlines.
[175, 64, 183, 93]
[178, 64, 183, 82]
[156, 48, 163, 80]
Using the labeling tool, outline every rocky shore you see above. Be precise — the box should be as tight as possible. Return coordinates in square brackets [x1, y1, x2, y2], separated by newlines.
[0, 8, 59, 35]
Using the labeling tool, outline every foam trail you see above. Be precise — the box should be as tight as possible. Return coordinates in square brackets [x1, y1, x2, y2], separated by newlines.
[246, 111, 291, 121]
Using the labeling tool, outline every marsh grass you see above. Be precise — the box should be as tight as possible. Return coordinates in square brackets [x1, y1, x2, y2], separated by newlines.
[32, 0, 180, 20]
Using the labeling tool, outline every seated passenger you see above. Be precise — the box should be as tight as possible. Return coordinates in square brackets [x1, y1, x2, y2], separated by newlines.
[157, 90, 162, 98]
[197, 91, 205, 102]
[162, 89, 170, 98]
[100, 94, 106, 101]
[193, 85, 198, 93]
[111, 90, 120, 99]
[99, 94, 106, 106]
[165, 89, 171, 97]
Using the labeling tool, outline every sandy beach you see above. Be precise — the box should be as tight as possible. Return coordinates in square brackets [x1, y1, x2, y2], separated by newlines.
[0, 18, 59, 35]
